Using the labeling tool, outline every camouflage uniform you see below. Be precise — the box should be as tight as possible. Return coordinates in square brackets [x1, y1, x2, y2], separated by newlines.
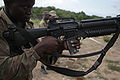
[0, 9, 40, 80]
[39, 19, 48, 28]
[39, 10, 58, 28]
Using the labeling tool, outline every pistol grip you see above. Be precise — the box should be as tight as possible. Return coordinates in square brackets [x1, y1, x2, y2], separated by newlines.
[66, 37, 79, 55]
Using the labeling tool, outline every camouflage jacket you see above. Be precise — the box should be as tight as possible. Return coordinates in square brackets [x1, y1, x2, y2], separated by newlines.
[39, 19, 48, 28]
[0, 9, 40, 80]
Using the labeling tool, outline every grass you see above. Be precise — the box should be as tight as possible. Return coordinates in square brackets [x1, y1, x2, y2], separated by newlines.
[31, 19, 40, 27]
[32, 19, 40, 24]
[108, 64, 120, 72]
[94, 75, 108, 80]
[87, 74, 108, 80]
[106, 60, 120, 64]
[68, 64, 81, 69]
[103, 36, 112, 42]
[106, 59, 120, 72]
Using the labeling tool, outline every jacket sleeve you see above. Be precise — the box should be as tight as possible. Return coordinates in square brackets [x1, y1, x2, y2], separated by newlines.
[0, 20, 40, 79]
[0, 46, 40, 79]
[39, 20, 47, 28]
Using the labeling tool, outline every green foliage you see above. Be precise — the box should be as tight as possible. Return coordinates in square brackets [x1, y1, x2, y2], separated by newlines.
[31, 6, 102, 20]
[31, 19, 40, 24]
[94, 75, 107, 80]
[31, 19, 40, 27]
[107, 59, 120, 72]
[108, 64, 120, 72]
[103, 36, 111, 42]
[0, 6, 102, 20]
[106, 60, 120, 64]
[0, 6, 3, 10]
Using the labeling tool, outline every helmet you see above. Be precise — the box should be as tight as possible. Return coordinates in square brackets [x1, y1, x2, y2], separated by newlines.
[49, 10, 57, 17]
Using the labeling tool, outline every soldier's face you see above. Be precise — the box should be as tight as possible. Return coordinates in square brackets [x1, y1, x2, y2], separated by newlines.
[7, 0, 35, 23]
[44, 15, 51, 20]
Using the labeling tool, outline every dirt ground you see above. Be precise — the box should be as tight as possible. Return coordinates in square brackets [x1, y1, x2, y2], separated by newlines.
[32, 37, 120, 80]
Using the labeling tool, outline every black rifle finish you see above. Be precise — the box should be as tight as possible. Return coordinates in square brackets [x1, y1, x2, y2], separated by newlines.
[16, 16, 119, 54]
[3, 16, 120, 54]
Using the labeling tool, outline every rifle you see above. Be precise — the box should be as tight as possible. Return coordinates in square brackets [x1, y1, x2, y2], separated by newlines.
[3, 16, 120, 77]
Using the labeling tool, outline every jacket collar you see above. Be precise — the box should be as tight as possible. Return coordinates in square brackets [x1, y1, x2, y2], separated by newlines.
[0, 8, 15, 28]
[0, 8, 30, 29]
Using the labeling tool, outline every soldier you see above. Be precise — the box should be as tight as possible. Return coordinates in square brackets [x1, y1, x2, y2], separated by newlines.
[0, 0, 80, 80]
[39, 11, 51, 27]
[49, 10, 58, 18]
[39, 10, 58, 28]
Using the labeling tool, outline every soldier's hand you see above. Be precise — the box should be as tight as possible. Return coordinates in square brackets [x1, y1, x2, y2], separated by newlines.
[34, 36, 64, 65]
[34, 36, 63, 55]
[63, 37, 81, 50]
